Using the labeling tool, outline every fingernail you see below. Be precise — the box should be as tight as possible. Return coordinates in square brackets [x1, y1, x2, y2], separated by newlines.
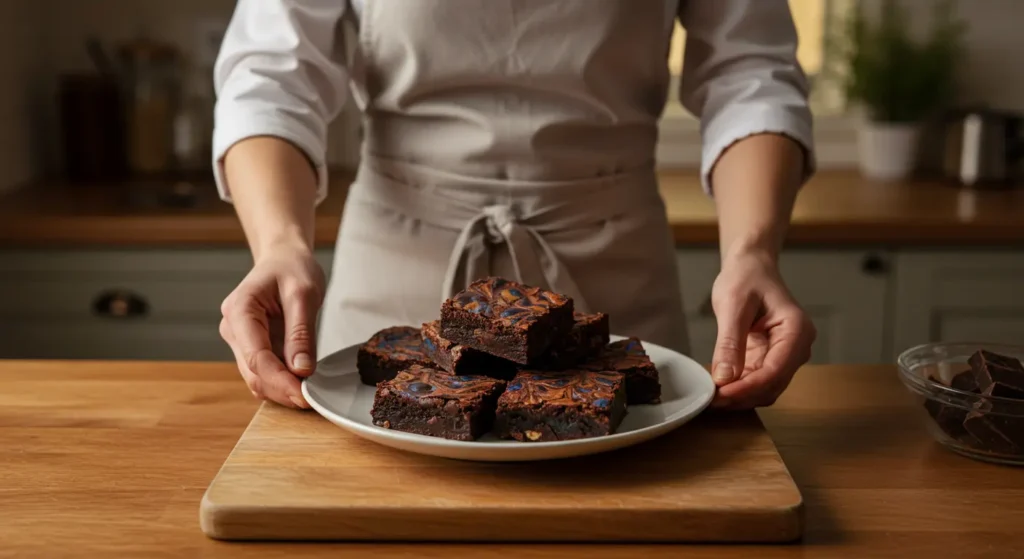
[293, 353, 312, 371]
[250, 390, 260, 399]
[290, 395, 308, 409]
[713, 363, 735, 383]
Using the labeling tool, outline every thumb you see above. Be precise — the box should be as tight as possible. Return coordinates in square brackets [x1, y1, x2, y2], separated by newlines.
[281, 282, 320, 377]
[711, 293, 759, 386]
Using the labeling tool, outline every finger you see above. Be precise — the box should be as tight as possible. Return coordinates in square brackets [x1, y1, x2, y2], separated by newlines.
[220, 318, 263, 399]
[226, 296, 308, 409]
[717, 319, 811, 407]
[711, 291, 760, 386]
[280, 281, 320, 378]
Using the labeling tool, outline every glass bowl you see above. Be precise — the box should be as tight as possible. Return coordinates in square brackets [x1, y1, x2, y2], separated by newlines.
[897, 342, 1024, 466]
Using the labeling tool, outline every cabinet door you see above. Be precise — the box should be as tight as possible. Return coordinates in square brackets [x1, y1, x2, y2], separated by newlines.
[892, 251, 1024, 358]
[677, 249, 890, 365]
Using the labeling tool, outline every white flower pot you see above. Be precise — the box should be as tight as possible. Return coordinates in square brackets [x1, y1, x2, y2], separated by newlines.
[857, 122, 920, 181]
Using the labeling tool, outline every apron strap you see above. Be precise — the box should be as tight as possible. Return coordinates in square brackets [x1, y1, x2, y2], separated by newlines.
[351, 157, 661, 313]
[441, 204, 589, 309]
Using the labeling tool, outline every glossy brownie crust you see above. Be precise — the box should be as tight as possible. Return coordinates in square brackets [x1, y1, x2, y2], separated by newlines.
[535, 312, 610, 370]
[370, 365, 506, 441]
[494, 369, 626, 442]
[356, 326, 432, 386]
[440, 277, 575, 365]
[421, 320, 518, 380]
[582, 338, 661, 405]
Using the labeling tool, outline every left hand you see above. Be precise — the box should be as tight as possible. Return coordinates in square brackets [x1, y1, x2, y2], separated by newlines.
[708, 249, 816, 409]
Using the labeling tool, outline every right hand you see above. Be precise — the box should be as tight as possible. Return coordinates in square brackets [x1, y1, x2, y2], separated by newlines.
[219, 243, 326, 408]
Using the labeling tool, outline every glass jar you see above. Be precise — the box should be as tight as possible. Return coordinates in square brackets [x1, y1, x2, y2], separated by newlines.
[118, 37, 180, 176]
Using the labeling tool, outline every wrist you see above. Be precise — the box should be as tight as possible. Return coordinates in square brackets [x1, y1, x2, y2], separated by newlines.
[721, 236, 781, 267]
[253, 228, 314, 263]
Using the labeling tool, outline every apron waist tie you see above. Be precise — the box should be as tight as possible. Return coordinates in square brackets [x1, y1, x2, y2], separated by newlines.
[350, 157, 662, 311]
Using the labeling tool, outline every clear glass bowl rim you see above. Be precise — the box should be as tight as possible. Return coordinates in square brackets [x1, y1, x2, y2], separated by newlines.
[897, 341, 1024, 411]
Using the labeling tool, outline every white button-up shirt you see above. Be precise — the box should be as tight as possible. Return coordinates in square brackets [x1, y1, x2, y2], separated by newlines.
[213, 0, 814, 202]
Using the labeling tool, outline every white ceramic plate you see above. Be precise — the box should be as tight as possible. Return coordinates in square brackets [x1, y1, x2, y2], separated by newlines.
[302, 335, 715, 462]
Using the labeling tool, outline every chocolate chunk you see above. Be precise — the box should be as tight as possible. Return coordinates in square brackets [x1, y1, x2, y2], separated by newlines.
[969, 350, 1024, 399]
[925, 398, 971, 440]
[951, 370, 981, 393]
[962, 402, 1024, 455]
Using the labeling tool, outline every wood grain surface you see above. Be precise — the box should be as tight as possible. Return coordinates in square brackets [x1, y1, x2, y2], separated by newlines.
[3, 170, 1024, 247]
[200, 403, 802, 543]
[2, 361, 1023, 558]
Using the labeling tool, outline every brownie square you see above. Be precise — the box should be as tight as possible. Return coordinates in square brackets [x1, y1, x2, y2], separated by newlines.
[421, 320, 518, 379]
[356, 326, 432, 386]
[968, 350, 1024, 399]
[581, 338, 661, 405]
[440, 277, 575, 365]
[494, 369, 627, 442]
[370, 365, 506, 441]
[534, 312, 610, 370]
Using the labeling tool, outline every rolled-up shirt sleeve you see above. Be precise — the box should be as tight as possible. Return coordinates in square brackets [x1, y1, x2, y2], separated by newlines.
[213, 0, 349, 205]
[677, 0, 815, 196]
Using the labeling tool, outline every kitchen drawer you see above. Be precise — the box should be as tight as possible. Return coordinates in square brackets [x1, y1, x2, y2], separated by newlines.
[0, 249, 336, 361]
[0, 250, 251, 318]
[0, 318, 232, 361]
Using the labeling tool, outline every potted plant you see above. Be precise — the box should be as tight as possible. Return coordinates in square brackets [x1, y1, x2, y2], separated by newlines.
[830, 0, 967, 180]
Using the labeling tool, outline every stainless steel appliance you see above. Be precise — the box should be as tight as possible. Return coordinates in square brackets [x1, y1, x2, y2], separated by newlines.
[943, 108, 1024, 187]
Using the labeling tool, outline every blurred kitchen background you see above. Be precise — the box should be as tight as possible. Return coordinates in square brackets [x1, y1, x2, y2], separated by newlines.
[0, 0, 1022, 365]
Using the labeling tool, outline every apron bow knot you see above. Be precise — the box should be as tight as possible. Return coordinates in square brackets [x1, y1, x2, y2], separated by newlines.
[482, 204, 517, 244]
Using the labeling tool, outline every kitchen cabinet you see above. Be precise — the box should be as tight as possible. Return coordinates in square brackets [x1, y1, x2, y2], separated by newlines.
[676, 249, 890, 365]
[892, 250, 1024, 359]
[0, 249, 335, 361]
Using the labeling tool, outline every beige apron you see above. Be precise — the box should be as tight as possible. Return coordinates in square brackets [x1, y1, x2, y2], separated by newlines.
[319, 0, 689, 357]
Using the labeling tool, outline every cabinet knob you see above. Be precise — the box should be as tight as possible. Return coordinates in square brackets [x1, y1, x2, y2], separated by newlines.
[861, 254, 889, 275]
[93, 290, 149, 319]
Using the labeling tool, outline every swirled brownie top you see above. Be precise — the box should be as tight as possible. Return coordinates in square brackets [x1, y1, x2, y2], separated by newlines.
[582, 337, 650, 371]
[500, 369, 623, 409]
[448, 277, 571, 330]
[387, 364, 504, 401]
[362, 326, 429, 362]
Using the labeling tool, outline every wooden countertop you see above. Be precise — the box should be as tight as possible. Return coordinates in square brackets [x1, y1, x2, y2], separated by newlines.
[3, 361, 1022, 558]
[2, 170, 1024, 248]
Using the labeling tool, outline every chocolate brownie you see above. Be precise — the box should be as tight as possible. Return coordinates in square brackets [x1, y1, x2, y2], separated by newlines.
[581, 338, 661, 405]
[370, 365, 506, 441]
[356, 326, 432, 386]
[968, 349, 1024, 399]
[440, 277, 575, 365]
[534, 312, 610, 370]
[494, 369, 627, 442]
[421, 320, 518, 379]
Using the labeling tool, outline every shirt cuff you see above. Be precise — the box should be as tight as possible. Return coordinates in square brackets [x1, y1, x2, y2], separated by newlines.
[700, 104, 816, 196]
[212, 109, 330, 206]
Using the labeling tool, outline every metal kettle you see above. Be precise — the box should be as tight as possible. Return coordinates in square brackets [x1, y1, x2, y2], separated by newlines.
[943, 108, 1024, 187]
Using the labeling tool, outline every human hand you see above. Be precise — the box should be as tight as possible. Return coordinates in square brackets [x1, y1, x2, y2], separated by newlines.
[219, 242, 326, 408]
[708, 249, 816, 409]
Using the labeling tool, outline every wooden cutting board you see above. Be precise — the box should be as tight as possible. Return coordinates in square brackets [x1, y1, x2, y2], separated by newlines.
[200, 404, 803, 543]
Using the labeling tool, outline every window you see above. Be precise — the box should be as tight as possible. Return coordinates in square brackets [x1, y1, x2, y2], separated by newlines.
[659, 0, 856, 168]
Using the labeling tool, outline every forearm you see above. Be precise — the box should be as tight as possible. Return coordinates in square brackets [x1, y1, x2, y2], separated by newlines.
[710, 133, 805, 262]
[222, 136, 319, 260]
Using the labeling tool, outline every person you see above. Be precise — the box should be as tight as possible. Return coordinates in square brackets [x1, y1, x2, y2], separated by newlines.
[213, 0, 817, 412]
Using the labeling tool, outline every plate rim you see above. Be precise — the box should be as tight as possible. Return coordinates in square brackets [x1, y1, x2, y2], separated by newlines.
[301, 335, 715, 452]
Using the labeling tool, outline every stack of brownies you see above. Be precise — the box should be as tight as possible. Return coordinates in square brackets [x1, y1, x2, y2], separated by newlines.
[356, 277, 662, 442]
